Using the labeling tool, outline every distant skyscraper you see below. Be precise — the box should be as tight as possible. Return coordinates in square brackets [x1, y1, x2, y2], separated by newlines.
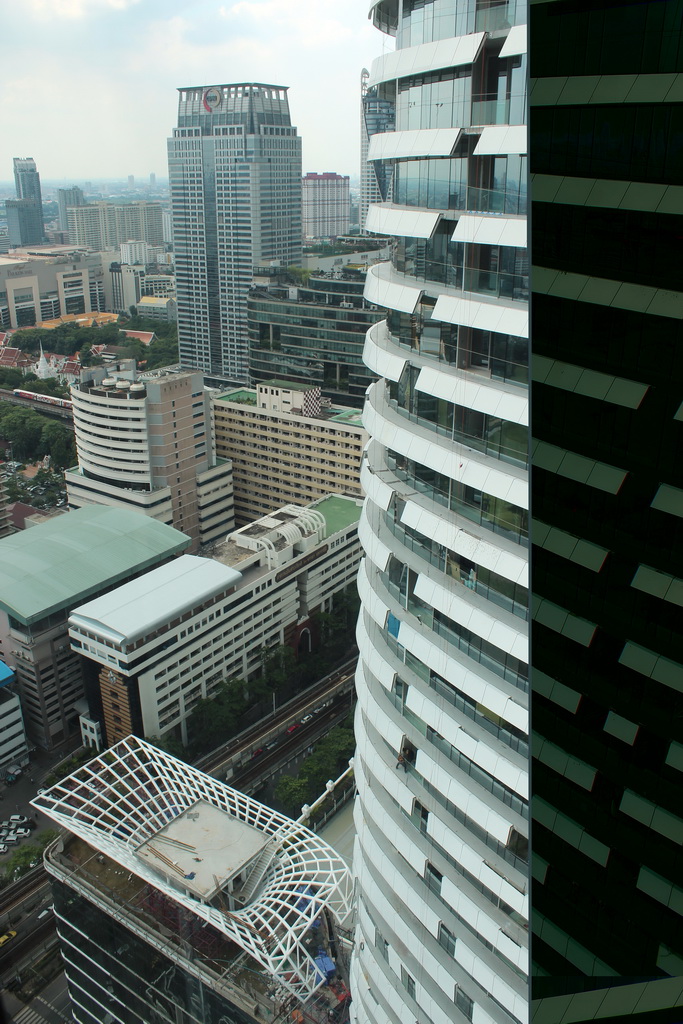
[128, 174, 135, 189]
[57, 185, 86, 233]
[9, 157, 45, 244]
[149, 171, 156, 188]
[359, 69, 394, 236]
[352, 5, 528, 1024]
[168, 83, 302, 381]
[302, 172, 350, 238]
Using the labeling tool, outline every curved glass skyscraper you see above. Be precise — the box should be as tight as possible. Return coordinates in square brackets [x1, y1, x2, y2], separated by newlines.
[352, 3, 529, 1024]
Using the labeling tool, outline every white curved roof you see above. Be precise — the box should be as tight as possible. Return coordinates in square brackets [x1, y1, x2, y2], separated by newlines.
[32, 735, 353, 1000]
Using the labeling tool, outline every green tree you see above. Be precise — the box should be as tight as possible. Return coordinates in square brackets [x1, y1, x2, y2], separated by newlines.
[274, 775, 310, 818]
[38, 421, 76, 469]
[0, 408, 44, 460]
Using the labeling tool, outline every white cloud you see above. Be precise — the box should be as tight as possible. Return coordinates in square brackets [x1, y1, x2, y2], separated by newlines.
[23, 0, 141, 18]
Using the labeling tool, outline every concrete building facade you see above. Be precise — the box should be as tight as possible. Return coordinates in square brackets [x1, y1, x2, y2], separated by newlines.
[351, 5, 529, 1024]
[0, 663, 29, 780]
[69, 495, 361, 748]
[0, 250, 112, 329]
[66, 368, 235, 554]
[212, 382, 368, 525]
[0, 506, 189, 750]
[57, 186, 86, 234]
[168, 83, 302, 381]
[67, 201, 164, 251]
[302, 172, 350, 239]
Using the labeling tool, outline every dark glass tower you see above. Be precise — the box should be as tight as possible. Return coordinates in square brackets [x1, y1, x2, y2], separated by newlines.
[531, 0, 683, 1007]
[168, 84, 302, 382]
[9, 156, 45, 244]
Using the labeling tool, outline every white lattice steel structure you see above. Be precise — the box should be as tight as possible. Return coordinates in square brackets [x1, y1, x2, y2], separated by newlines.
[352, 3, 529, 1024]
[32, 735, 353, 1001]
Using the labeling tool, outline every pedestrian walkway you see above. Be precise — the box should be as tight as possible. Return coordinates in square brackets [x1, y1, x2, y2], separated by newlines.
[319, 798, 355, 866]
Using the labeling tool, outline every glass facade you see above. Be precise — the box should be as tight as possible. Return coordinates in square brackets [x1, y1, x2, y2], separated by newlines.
[248, 270, 382, 404]
[52, 879, 256, 1024]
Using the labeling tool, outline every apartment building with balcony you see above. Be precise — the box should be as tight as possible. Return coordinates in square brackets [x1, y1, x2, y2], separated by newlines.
[212, 381, 368, 525]
[352, 4, 529, 1024]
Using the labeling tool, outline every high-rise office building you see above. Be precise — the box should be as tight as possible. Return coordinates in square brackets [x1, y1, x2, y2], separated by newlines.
[351, 4, 528, 1024]
[34, 735, 353, 1024]
[359, 68, 395, 236]
[65, 368, 234, 553]
[57, 186, 86, 233]
[530, 0, 683, 1003]
[168, 83, 302, 382]
[302, 172, 350, 238]
[10, 157, 45, 245]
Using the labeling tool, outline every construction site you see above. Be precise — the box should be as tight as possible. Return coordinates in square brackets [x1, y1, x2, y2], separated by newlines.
[32, 736, 354, 1024]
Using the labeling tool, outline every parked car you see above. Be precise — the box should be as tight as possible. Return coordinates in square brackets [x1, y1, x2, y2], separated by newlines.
[9, 815, 28, 825]
[3, 835, 19, 844]
[11, 828, 30, 839]
[0, 844, 8, 855]
[0, 931, 16, 947]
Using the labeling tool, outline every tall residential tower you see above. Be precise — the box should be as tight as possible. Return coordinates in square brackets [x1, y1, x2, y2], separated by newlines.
[352, 4, 529, 1024]
[168, 83, 302, 382]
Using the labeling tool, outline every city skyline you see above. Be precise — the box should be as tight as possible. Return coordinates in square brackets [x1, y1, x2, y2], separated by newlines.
[1, 0, 380, 181]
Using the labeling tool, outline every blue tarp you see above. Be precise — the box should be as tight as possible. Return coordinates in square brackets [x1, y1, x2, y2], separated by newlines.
[314, 954, 336, 981]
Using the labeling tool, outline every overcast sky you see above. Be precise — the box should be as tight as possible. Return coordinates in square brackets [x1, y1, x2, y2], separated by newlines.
[2, 0, 392, 185]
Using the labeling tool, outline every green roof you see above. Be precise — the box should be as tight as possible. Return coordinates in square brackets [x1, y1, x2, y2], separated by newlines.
[0, 506, 191, 625]
[314, 495, 362, 538]
[217, 389, 257, 405]
[260, 379, 312, 392]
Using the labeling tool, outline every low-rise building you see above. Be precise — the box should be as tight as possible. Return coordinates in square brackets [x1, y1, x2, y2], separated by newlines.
[68, 495, 362, 748]
[0, 249, 114, 329]
[0, 505, 190, 749]
[136, 295, 177, 321]
[213, 381, 368, 525]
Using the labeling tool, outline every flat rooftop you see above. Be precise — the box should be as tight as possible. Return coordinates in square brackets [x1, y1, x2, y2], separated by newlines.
[136, 799, 269, 901]
[69, 555, 242, 645]
[0, 506, 191, 626]
[314, 495, 362, 537]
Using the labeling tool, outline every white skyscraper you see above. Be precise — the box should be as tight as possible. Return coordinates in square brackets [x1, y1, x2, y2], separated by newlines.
[168, 83, 303, 382]
[351, 4, 529, 1024]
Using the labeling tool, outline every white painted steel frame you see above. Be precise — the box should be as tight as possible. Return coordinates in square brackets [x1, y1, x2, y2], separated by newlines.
[32, 735, 353, 1001]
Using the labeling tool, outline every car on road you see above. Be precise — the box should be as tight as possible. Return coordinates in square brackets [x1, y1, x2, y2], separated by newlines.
[0, 931, 16, 947]
[265, 739, 279, 750]
[251, 748, 264, 759]
[286, 723, 300, 734]
[9, 815, 28, 825]
[301, 714, 313, 724]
